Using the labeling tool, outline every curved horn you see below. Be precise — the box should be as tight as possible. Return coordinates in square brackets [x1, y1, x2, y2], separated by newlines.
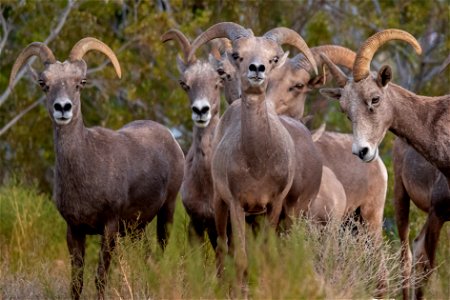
[320, 53, 348, 87]
[9, 42, 56, 88]
[353, 29, 422, 82]
[313, 45, 356, 70]
[188, 22, 252, 62]
[69, 37, 121, 79]
[263, 27, 318, 75]
[161, 29, 195, 63]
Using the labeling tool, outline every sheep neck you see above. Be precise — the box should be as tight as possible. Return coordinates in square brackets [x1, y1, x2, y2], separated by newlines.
[192, 115, 219, 160]
[240, 92, 276, 174]
[53, 116, 87, 169]
[388, 83, 450, 177]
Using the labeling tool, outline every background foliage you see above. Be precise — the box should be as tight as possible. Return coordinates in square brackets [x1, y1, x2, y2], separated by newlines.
[0, 0, 448, 193]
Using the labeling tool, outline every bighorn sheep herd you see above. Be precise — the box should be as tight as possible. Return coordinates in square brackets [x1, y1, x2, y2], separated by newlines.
[9, 22, 448, 300]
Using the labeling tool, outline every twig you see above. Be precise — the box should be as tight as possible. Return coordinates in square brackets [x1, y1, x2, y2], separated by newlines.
[0, 8, 11, 56]
[0, 0, 76, 108]
[0, 95, 45, 137]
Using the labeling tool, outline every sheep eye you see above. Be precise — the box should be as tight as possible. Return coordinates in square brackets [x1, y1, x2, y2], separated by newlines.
[272, 56, 279, 64]
[295, 83, 304, 89]
[372, 96, 380, 104]
[81, 79, 87, 86]
[232, 52, 239, 60]
[179, 80, 190, 91]
[38, 79, 49, 92]
[217, 68, 225, 76]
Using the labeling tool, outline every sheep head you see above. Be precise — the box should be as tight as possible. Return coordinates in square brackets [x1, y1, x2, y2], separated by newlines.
[162, 29, 221, 128]
[9, 38, 121, 126]
[188, 22, 317, 96]
[267, 45, 356, 119]
[320, 29, 422, 162]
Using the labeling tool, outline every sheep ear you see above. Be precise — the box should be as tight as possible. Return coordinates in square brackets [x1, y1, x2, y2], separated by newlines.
[308, 74, 326, 89]
[208, 53, 220, 68]
[377, 65, 392, 88]
[176, 55, 187, 73]
[320, 87, 342, 101]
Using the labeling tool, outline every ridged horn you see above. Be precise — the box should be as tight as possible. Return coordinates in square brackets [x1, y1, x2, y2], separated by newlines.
[313, 45, 356, 70]
[320, 53, 348, 87]
[353, 29, 422, 82]
[9, 42, 56, 88]
[188, 22, 252, 62]
[263, 27, 318, 75]
[161, 29, 195, 64]
[69, 37, 121, 79]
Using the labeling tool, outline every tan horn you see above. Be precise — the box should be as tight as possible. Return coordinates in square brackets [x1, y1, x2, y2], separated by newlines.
[161, 29, 195, 64]
[320, 53, 349, 87]
[69, 37, 121, 79]
[313, 45, 356, 70]
[353, 29, 422, 82]
[9, 42, 56, 88]
[188, 22, 252, 62]
[263, 27, 318, 75]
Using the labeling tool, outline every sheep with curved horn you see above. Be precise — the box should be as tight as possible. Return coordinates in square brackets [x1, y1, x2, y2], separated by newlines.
[161, 29, 224, 249]
[266, 43, 388, 248]
[189, 22, 322, 296]
[9, 38, 185, 300]
[319, 28, 449, 299]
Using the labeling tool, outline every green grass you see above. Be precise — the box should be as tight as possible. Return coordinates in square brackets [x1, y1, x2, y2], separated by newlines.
[0, 180, 449, 299]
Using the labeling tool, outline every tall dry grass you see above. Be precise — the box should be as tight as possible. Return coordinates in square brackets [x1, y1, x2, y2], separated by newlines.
[1, 180, 449, 299]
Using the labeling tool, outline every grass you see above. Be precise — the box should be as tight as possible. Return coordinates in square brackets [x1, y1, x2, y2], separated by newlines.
[0, 180, 449, 299]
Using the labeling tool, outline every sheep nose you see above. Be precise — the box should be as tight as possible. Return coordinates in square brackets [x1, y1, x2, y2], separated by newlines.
[54, 100, 72, 112]
[356, 147, 369, 160]
[249, 63, 265, 73]
[191, 99, 210, 115]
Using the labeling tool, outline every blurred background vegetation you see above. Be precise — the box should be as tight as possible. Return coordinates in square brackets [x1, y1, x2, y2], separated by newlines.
[0, 0, 449, 238]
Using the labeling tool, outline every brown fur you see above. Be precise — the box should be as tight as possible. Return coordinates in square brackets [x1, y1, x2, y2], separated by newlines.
[205, 32, 322, 296]
[393, 138, 449, 299]
[265, 50, 388, 233]
[19, 56, 184, 299]
[320, 57, 450, 300]
[177, 58, 222, 248]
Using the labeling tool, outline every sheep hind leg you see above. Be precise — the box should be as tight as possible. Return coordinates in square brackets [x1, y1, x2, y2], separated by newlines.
[188, 218, 206, 246]
[67, 226, 86, 300]
[157, 195, 177, 249]
[95, 221, 119, 300]
[412, 209, 446, 300]
[393, 179, 412, 300]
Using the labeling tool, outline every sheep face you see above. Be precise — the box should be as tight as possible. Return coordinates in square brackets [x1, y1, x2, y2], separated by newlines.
[209, 52, 241, 104]
[266, 62, 313, 118]
[39, 60, 87, 126]
[321, 66, 394, 162]
[179, 60, 221, 128]
[229, 37, 288, 94]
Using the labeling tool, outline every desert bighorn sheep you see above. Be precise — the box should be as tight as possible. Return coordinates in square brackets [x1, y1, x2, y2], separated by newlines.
[161, 29, 222, 248]
[9, 38, 185, 300]
[393, 138, 449, 299]
[188, 22, 322, 295]
[320, 29, 450, 299]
